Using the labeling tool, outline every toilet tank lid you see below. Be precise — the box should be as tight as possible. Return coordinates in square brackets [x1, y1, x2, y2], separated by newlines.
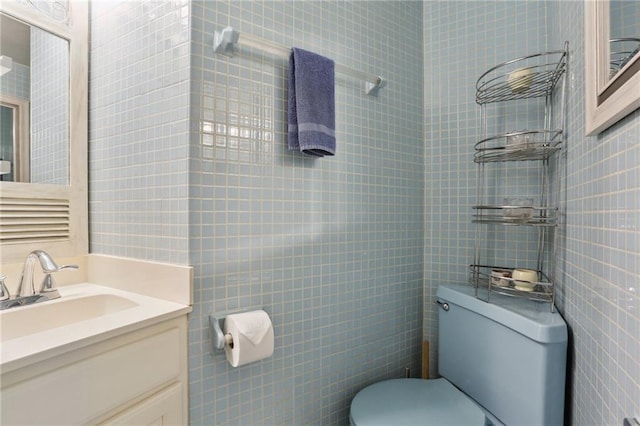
[437, 284, 567, 344]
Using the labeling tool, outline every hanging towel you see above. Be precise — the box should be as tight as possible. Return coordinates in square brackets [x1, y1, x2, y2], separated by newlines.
[288, 47, 336, 157]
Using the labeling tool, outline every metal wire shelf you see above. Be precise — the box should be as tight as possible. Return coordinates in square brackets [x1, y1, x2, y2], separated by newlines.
[474, 130, 563, 163]
[471, 43, 568, 312]
[476, 49, 567, 104]
[472, 205, 558, 226]
[469, 264, 555, 306]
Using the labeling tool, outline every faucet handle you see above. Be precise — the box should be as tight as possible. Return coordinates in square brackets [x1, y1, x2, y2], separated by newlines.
[0, 275, 10, 301]
[58, 264, 79, 272]
[39, 264, 78, 293]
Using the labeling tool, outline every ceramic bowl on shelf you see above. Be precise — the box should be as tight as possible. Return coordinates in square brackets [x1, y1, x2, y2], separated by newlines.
[512, 268, 537, 291]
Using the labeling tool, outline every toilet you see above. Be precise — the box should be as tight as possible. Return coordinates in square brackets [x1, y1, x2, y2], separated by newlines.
[350, 284, 567, 426]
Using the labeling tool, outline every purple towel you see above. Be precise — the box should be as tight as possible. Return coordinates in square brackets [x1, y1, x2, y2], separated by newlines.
[287, 47, 336, 157]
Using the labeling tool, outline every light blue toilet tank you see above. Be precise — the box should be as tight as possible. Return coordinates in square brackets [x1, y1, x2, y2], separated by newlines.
[437, 284, 568, 426]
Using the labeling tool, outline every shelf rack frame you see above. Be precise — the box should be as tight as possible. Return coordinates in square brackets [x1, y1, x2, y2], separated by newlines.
[470, 42, 569, 311]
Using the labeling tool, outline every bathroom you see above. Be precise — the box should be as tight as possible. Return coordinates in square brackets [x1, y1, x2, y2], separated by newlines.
[0, 0, 638, 425]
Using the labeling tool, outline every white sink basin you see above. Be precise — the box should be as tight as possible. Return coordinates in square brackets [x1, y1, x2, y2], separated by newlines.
[0, 283, 191, 372]
[1, 294, 138, 340]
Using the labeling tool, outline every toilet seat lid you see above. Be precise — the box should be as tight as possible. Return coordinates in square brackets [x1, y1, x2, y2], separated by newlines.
[350, 378, 486, 426]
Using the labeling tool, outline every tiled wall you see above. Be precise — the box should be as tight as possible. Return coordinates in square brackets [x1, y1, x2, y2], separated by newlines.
[89, 0, 191, 264]
[422, 0, 550, 376]
[30, 26, 69, 185]
[187, 1, 424, 424]
[423, 1, 640, 424]
[0, 62, 29, 100]
[90, 0, 424, 424]
[550, 2, 640, 424]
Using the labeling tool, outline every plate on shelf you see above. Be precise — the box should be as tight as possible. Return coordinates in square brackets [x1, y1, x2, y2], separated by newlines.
[475, 48, 567, 104]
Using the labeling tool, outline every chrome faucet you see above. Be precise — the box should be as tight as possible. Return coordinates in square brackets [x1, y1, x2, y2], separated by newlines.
[0, 275, 10, 301]
[0, 250, 78, 310]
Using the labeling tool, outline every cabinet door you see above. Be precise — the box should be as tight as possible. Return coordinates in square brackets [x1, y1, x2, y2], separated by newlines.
[100, 383, 184, 426]
[1, 326, 182, 425]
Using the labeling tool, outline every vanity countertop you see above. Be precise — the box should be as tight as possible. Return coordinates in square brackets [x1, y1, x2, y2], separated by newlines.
[0, 283, 192, 373]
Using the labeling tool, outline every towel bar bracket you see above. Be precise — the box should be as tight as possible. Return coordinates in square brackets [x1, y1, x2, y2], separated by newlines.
[213, 26, 239, 57]
[366, 77, 386, 96]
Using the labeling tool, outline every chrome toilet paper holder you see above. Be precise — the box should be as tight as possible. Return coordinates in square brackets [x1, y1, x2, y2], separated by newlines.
[209, 308, 263, 354]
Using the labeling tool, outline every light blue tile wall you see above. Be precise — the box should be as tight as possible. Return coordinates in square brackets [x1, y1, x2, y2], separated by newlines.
[30, 26, 69, 185]
[90, 0, 424, 424]
[89, 0, 191, 264]
[424, 1, 640, 424]
[422, 0, 550, 376]
[0, 62, 29, 100]
[188, 1, 424, 424]
[549, 2, 640, 424]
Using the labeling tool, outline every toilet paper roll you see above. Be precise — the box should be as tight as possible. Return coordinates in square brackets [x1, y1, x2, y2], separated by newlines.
[223, 309, 274, 367]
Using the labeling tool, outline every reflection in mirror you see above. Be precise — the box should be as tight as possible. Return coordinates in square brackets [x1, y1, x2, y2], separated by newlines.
[0, 12, 69, 185]
[0, 104, 18, 181]
[609, 38, 640, 78]
[585, 0, 640, 135]
[609, 1, 640, 80]
[0, 96, 29, 182]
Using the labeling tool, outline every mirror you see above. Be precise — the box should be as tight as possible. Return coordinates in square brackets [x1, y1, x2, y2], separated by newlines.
[585, 0, 640, 135]
[0, 1, 87, 264]
[0, 12, 70, 185]
[608, 2, 640, 80]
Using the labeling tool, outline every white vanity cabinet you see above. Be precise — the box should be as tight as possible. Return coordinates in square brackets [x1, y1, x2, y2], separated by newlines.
[0, 316, 188, 425]
[98, 382, 184, 425]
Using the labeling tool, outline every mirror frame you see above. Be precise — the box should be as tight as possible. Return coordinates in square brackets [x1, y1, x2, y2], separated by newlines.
[0, 1, 87, 263]
[585, 0, 640, 135]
